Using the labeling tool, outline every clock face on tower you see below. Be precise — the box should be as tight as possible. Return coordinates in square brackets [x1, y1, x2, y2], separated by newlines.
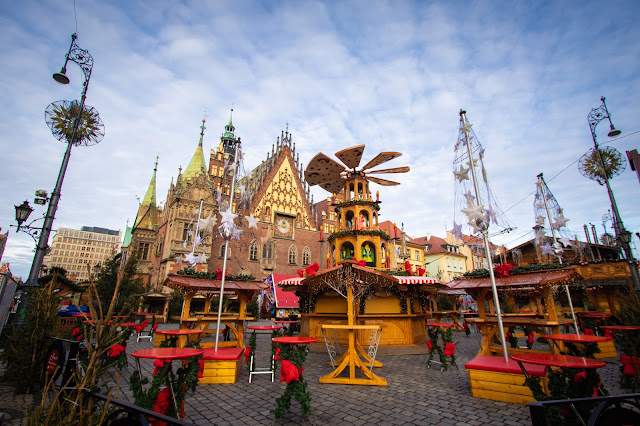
[274, 213, 294, 238]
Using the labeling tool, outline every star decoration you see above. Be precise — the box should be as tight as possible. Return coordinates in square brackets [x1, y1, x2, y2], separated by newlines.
[559, 237, 572, 247]
[461, 122, 473, 134]
[198, 215, 217, 233]
[541, 242, 554, 256]
[246, 214, 259, 229]
[552, 215, 570, 230]
[536, 216, 546, 226]
[231, 226, 243, 240]
[183, 252, 198, 266]
[453, 165, 471, 182]
[463, 191, 476, 205]
[450, 221, 463, 240]
[176, 255, 183, 265]
[182, 241, 187, 249]
[535, 202, 546, 209]
[465, 158, 479, 168]
[216, 189, 222, 204]
[461, 203, 485, 222]
[485, 206, 497, 224]
[193, 234, 203, 248]
[220, 207, 237, 224]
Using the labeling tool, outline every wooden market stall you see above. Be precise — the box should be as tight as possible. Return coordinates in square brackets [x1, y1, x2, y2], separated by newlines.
[448, 268, 583, 357]
[280, 260, 443, 386]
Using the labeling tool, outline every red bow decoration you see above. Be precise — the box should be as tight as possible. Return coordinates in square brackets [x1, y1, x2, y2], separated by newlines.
[150, 386, 185, 426]
[280, 360, 301, 384]
[153, 324, 159, 332]
[426, 341, 433, 353]
[494, 263, 515, 278]
[142, 320, 148, 328]
[244, 347, 251, 364]
[404, 261, 413, 276]
[506, 332, 513, 340]
[604, 329, 611, 337]
[574, 371, 586, 383]
[444, 342, 456, 356]
[274, 347, 281, 362]
[528, 332, 535, 344]
[72, 327, 80, 337]
[305, 262, 320, 276]
[135, 325, 143, 334]
[108, 343, 125, 358]
[357, 260, 366, 267]
[584, 328, 594, 336]
[214, 269, 230, 280]
[297, 269, 304, 277]
[463, 322, 469, 331]
[76, 335, 83, 342]
[153, 359, 165, 376]
[418, 267, 426, 276]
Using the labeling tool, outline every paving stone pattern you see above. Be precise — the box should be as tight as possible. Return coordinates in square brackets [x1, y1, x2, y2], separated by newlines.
[0, 321, 631, 425]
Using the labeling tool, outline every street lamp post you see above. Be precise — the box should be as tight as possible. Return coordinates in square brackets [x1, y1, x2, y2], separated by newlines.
[587, 97, 640, 298]
[26, 34, 94, 286]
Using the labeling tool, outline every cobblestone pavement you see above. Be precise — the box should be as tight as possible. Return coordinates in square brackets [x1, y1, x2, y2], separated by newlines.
[0, 321, 632, 425]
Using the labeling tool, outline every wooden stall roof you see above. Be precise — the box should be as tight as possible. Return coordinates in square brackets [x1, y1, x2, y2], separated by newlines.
[163, 274, 268, 292]
[448, 268, 583, 290]
[279, 260, 444, 291]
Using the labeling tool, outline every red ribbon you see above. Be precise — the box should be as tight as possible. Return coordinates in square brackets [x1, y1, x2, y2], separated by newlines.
[280, 360, 301, 384]
[444, 342, 456, 356]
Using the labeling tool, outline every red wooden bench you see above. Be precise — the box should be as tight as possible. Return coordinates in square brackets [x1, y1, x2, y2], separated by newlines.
[465, 355, 547, 404]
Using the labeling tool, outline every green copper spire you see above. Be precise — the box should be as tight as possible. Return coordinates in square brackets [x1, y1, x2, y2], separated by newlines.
[141, 156, 158, 207]
[183, 116, 209, 182]
[222, 108, 235, 139]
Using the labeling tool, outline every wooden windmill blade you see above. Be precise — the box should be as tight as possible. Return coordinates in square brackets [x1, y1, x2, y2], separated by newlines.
[304, 153, 345, 186]
[366, 166, 410, 174]
[361, 152, 403, 171]
[335, 145, 365, 170]
[367, 176, 401, 186]
[319, 179, 345, 194]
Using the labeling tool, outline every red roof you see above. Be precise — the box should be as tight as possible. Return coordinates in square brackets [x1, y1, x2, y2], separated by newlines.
[270, 274, 300, 308]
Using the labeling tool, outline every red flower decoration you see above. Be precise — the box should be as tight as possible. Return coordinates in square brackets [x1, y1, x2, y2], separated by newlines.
[153, 324, 158, 332]
[274, 347, 281, 362]
[418, 267, 426, 276]
[592, 387, 599, 397]
[528, 332, 535, 344]
[444, 342, 456, 356]
[244, 347, 251, 364]
[426, 340, 433, 353]
[72, 327, 80, 337]
[604, 329, 611, 337]
[574, 371, 586, 383]
[297, 269, 304, 277]
[280, 360, 300, 384]
[584, 328, 594, 336]
[108, 343, 125, 358]
[305, 262, 320, 276]
[76, 335, 83, 341]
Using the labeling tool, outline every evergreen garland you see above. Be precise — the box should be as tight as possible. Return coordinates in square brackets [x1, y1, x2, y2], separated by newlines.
[334, 199, 381, 210]
[461, 260, 621, 279]
[426, 327, 456, 370]
[271, 342, 312, 418]
[246, 332, 256, 373]
[176, 269, 255, 281]
[327, 229, 390, 242]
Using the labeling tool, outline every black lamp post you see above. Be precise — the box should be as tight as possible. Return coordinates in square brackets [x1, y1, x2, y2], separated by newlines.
[587, 97, 640, 297]
[12, 200, 47, 244]
[26, 34, 95, 286]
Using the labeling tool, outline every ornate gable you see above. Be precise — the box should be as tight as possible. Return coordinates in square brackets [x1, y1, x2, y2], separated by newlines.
[249, 147, 316, 230]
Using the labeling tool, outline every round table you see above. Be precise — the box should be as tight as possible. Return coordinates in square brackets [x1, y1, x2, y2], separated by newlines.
[511, 352, 605, 369]
[426, 322, 455, 328]
[156, 329, 203, 348]
[247, 325, 283, 331]
[600, 325, 640, 331]
[545, 333, 613, 357]
[272, 336, 318, 345]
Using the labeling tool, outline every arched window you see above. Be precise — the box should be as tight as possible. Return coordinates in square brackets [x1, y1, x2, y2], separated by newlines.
[288, 245, 297, 264]
[361, 241, 376, 267]
[302, 247, 310, 266]
[262, 239, 274, 259]
[345, 211, 355, 229]
[340, 242, 355, 260]
[249, 240, 258, 261]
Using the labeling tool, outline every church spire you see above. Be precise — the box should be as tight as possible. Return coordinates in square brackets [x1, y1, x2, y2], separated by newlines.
[183, 115, 210, 182]
[220, 107, 238, 160]
[134, 157, 159, 230]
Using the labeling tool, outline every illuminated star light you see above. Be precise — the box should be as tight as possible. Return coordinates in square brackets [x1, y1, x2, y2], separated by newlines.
[541, 242, 554, 256]
[453, 165, 471, 182]
[536, 216, 546, 226]
[198, 215, 217, 233]
[461, 203, 485, 222]
[231, 226, 243, 240]
[559, 237, 572, 247]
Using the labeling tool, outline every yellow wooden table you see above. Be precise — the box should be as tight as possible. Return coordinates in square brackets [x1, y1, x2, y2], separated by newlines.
[319, 324, 386, 386]
[170, 315, 256, 348]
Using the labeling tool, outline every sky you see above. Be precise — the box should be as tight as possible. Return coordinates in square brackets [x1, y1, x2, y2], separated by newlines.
[1, 0, 639, 281]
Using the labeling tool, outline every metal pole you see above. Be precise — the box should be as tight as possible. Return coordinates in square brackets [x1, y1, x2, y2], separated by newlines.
[460, 110, 509, 362]
[214, 140, 241, 350]
[28, 85, 89, 286]
[589, 99, 640, 299]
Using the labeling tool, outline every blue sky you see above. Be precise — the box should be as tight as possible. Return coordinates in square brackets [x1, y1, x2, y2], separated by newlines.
[1, 0, 639, 280]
